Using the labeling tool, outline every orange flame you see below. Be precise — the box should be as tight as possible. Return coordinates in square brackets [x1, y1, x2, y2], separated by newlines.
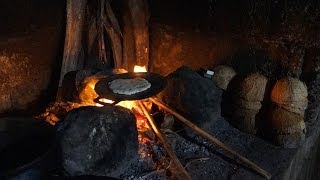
[134, 65, 147, 72]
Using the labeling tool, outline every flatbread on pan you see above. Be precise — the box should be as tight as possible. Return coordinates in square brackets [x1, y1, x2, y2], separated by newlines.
[108, 77, 151, 95]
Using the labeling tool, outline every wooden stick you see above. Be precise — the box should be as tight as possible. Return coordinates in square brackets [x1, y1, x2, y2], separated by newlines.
[103, 0, 123, 68]
[150, 98, 272, 180]
[137, 100, 191, 180]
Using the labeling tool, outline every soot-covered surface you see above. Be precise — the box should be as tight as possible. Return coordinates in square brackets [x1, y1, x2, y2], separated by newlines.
[57, 106, 138, 177]
[157, 66, 320, 180]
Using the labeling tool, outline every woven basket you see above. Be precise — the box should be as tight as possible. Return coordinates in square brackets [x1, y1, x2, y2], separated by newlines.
[233, 98, 262, 111]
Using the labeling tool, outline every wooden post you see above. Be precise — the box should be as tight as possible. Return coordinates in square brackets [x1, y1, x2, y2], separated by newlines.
[103, 0, 123, 68]
[59, 0, 87, 86]
[122, 0, 150, 71]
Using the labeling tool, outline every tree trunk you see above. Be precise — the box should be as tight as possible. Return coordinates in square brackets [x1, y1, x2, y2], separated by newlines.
[122, 0, 150, 71]
[59, 0, 87, 86]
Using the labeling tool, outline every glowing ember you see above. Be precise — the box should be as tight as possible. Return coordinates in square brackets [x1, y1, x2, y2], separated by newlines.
[117, 100, 136, 110]
[99, 98, 115, 104]
[97, 98, 138, 111]
[134, 65, 147, 72]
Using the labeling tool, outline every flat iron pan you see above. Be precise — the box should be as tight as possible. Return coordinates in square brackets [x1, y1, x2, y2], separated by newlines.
[94, 72, 166, 102]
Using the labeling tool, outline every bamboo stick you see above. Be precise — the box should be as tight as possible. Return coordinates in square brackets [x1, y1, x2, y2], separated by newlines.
[137, 100, 191, 180]
[150, 98, 272, 180]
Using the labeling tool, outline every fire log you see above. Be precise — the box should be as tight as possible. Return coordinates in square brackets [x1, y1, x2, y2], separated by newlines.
[137, 100, 191, 180]
[150, 98, 272, 180]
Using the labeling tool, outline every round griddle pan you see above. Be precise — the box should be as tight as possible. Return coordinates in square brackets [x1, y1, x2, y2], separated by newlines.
[94, 72, 166, 104]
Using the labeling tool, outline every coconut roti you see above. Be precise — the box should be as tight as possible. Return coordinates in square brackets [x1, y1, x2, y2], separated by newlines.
[108, 77, 151, 95]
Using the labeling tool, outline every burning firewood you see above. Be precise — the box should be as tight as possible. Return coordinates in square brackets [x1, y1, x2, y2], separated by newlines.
[137, 100, 191, 180]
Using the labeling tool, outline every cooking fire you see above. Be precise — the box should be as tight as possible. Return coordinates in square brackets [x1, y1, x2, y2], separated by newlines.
[35, 65, 273, 179]
[1, 0, 320, 179]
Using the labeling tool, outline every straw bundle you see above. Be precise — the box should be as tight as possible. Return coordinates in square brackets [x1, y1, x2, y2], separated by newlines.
[233, 98, 262, 111]
[230, 107, 258, 134]
[238, 73, 268, 102]
[270, 106, 306, 134]
[268, 103, 306, 148]
[271, 77, 308, 115]
[212, 65, 236, 90]
[226, 72, 268, 134]
[273, 132, 306, 148]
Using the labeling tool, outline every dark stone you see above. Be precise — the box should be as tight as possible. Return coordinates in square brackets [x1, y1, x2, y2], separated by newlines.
[58, 105, 138, 176]
[160, 66, 223, 126]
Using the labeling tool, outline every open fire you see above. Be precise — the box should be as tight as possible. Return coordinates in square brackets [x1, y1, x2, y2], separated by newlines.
[94, 65, 151, 122]
[36, 64, 272, 179]
[1, 0, 320, 179]
[96, 65, 148, 108]
[88, 65, 154, 155]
